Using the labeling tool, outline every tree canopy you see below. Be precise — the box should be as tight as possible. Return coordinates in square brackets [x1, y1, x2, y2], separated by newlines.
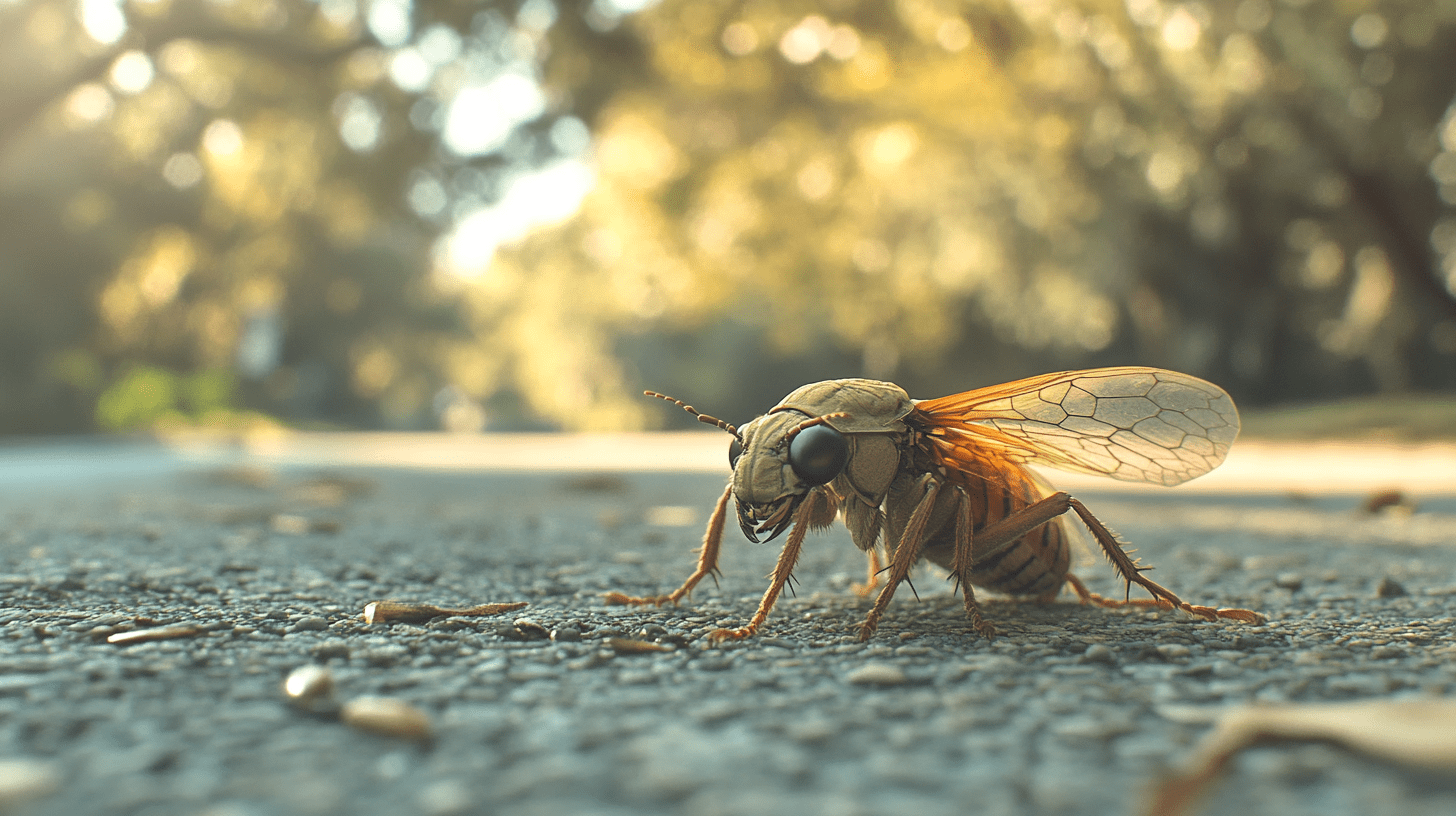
[1, 0, 1453, 433]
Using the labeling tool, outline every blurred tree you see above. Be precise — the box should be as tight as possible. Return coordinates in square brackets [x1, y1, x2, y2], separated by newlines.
[491, 0, 1456, 429]
[0, 0, 583, 432]
[1, 0, 1454, 435]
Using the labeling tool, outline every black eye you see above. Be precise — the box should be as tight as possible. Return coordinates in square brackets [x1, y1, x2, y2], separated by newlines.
[788, 424, 848, 486]
[728, 437, 743, 468]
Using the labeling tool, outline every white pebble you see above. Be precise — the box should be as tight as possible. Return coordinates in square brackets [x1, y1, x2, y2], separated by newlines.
[847, 663, 907, 686]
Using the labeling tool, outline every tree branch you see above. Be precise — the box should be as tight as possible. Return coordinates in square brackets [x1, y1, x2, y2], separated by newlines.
[0, 9, 370, 158]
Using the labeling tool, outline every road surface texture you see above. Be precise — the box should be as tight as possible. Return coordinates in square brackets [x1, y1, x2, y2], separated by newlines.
[1, 433, 1454, 816]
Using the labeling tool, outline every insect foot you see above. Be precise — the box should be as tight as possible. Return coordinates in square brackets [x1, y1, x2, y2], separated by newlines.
[967, 612, 997, 640]
[705, 626, 756, 644]
[1067, 577, 1266, 625]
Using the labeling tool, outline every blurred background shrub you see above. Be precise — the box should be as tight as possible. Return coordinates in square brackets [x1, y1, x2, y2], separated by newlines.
[1, 0, 1453, 434]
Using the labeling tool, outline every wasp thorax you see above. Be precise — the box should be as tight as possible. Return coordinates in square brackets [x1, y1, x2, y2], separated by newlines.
[787, 424, 847, 486]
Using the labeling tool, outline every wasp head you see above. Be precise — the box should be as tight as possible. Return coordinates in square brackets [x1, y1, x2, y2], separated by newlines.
[643, 388, 851, 544]
[730, 411, 849, 543]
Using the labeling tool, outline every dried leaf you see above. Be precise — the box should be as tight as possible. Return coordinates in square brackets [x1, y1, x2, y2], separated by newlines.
[106, 624, 204, 645]
[1145, 699, 1456, 816]
[361, 600, 528, 624]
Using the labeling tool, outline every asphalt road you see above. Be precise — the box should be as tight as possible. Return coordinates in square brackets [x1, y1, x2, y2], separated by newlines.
[1, 434, 1455, 816]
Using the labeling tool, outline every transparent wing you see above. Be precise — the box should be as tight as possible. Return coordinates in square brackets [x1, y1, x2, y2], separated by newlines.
[913, 367, 1239, 486]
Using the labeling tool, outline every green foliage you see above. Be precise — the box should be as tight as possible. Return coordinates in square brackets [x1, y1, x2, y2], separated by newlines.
[92, 365, 237, 431]
[94, 366, 179, 431]
[1, 0, 1454, 435]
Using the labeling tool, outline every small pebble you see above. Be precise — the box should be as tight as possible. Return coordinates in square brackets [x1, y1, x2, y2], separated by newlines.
[0, 759, 61, 807]
[513, 618, 550, 640]
[270, 514, 312, 535]
[608, 638, 673, 654]
[1376, 577, 1407, 598]
[290, 616, 330, 633]
[341, 697, 432, 741]
[1275, 572, 1304, 591]
[1081, 644, 1117, 665]
[283, 665, 340, 715]
[550, 627, 582, 643]
[1361, 489, 1412, 515]
[846, 663, 906, 686]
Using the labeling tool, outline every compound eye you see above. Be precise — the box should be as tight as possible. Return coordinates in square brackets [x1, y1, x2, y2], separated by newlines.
[728, 437, 743, 468]
[787, 424, 848, 486]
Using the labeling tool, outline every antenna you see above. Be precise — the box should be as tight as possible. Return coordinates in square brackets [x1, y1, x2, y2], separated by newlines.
[781, 412, 849, 446]
[644, 391, 741, 440]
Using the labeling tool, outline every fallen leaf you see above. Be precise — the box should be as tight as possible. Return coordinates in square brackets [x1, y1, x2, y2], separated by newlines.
[362, 600, 528, 624]
[1145, 699, 1456, 816]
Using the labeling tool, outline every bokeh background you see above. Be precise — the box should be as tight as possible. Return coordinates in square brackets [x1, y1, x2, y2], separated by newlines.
[2, 0, 1454, 436]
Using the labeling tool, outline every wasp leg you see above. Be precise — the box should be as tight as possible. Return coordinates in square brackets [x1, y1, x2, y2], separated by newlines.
[1060, 495, 1265, 624]
[850, 547, 883, 598]
[603, 482, 732, 608]
[707, 488, 837, 643]
[858, 476, 940, 641]
[1064, 573, 1265, 623]
[966, 491, 1265, 625]
[946, 485, 994, 639]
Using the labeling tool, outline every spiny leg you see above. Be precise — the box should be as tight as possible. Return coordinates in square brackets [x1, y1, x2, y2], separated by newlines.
[707, 488, 836, 643]
[967, 491, 1263, 624]
[946, 485, 994, 639]
[858, 477, 941, 641]
[1061, 496, 1264, 624]
[1064, 573, 1265, 623]
[604, 482, 732, 607]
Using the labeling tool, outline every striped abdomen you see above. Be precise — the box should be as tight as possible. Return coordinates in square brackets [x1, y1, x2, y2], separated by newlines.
[910, 457, 1072, 598]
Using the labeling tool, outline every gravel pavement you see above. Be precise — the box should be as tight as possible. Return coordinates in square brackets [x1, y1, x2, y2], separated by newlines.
[1, 434, 1455, 816]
